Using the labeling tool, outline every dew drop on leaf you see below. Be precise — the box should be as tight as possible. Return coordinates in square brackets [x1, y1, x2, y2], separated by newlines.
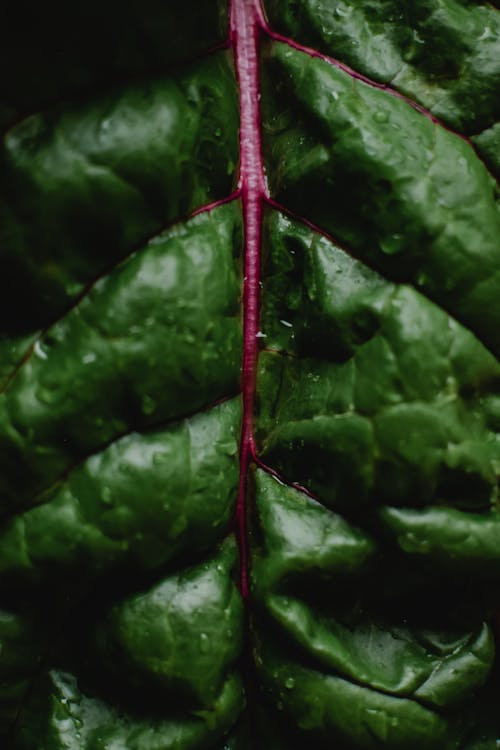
[380, 234, 404, 256]
[34, 340, 48, 360]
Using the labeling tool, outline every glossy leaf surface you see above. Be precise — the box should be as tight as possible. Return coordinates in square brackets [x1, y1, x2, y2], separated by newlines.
[0, 4, 245, 745]
[263, 0, 500, 133]
[261, 42, 500, 353]
[254, 17, 500, 746]
[1, 0, 500, 748]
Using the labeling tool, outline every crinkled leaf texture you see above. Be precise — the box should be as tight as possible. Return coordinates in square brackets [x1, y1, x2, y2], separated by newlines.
[1, 1, 500, 749]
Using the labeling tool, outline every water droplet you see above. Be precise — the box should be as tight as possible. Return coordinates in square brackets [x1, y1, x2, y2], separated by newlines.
[34, 340, 48, 360]
[256, 331, 267, 339]
[285, 677, 295, 689]
[199, 633, 209, 653]
[373, 110, 389, 124]
[478, 26, 494, 42]
[82, 352, 96, 365]
[380, 233, 404, 256]
[279, 319, 293, 328]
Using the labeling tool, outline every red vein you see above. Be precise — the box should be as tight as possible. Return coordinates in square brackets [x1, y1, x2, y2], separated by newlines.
[265, 196, 355, 255]
[191, 190, 241, 218]
[254, 455, 321, 505]
[231, 0, 268, 598]
[256, 9, 500, 186]
[0, 391, 240, 525]
[258, 24, 474, 146]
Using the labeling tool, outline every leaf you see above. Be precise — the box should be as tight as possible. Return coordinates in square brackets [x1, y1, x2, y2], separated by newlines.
[263, 0, 500, 134]
[92, 539, 243, 707]
[2, 1, 500, 748]
[0, 52, 239, 336]
[0, 3, 245, 743]
[14, 542, 245, 750]
[0, 398, 241, 584]
[254, 22, 500, 742]
[15, 670, 243, 750]
[256, 210, 500, 516]
[260, 41, 500, 354]
[251, 470, 494, 747]
[0, 1, 230, 131]
[0, 203, 242, 514]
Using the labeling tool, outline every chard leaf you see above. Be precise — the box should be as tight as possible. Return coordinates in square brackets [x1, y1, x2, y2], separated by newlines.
[263, 0, 500, 133]
[1, 1, 500, 748]
[261, 42, 500, 354]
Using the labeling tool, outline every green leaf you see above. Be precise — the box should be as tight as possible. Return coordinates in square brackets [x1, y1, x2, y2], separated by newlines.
[2, 2, 500, 747]
[251, 469, 493, 748]
[0, 4, 244, 739]
[15, 670, 244, 750]
[0, 51, 239, 335]
[0, 398, 241, 584]
[261, 42, 500, 354]
[0, 203, 242, 514]
[263, 0, 500, 133]
[253, 204, 500, 744]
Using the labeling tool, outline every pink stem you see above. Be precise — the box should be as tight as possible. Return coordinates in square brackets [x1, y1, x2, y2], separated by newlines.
[231, 0, 268, 598]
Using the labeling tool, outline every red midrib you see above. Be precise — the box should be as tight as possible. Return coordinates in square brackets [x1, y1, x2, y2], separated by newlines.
[229, 0, 480, 599]
[231, 0, 268, 598]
